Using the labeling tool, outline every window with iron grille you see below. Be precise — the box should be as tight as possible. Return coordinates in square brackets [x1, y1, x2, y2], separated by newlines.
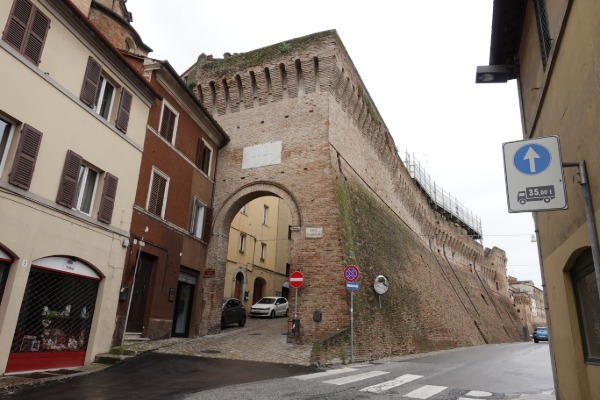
[2, 0, 50, 66]
[0, 261, 9, 304]
[10, 267, 98, 354]
[533, 0, 552, 69]
[147, 168, 169, 217]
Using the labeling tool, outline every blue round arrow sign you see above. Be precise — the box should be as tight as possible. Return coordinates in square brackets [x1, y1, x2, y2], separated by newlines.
[513, 144, 551, 175]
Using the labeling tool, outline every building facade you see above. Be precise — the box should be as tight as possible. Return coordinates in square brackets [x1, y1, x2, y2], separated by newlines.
[224, 196, 292, 308]
[77, 1, 230, 342]
[479, 0, 600, 398]
[0, 0, 155, 372]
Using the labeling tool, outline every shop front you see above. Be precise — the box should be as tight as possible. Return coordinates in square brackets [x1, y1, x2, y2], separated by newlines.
[6, 257, 100, 373]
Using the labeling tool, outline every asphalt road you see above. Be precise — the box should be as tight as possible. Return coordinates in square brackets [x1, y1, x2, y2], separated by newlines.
[0, 353, 318, 400]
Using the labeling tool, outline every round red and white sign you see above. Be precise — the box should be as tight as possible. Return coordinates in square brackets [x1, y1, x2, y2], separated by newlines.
[289, 271, 304, 288]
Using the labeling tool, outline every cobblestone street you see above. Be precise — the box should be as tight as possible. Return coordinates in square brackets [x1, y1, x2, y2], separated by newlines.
[156, 316, 313, 366]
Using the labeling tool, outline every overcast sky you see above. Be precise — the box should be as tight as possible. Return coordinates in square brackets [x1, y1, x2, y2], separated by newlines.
[127, 0, 542, 287]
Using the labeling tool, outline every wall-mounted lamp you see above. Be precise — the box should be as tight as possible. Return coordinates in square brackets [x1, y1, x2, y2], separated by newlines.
[475, 65, 510, 84]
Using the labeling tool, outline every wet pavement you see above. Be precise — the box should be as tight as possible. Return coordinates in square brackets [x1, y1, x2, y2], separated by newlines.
[0, 316, 313, 397]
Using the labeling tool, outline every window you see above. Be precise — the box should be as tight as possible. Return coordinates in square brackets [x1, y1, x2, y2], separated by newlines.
[8, 124, 43, 190]
[94, 76, 115, 120]
[191, 199, 205, 238]
[2, 0, 50, 66]
[572, 249, 600, 364]
[147, 168, 168, 218]
[159, 102, 178, 143]
[0, 117, 15, 175]
[56, 150, 118, 223]
[533, 0, 552, 69]
[80, 57, 132, 133]
[262, 205, 269, 225]
[239, 234, 246, 253]
[196, 139, 212, 175]
[260, 243, 266, 261]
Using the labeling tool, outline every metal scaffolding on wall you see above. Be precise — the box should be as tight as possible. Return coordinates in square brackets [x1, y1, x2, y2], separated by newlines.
[403, 152, 483, 240]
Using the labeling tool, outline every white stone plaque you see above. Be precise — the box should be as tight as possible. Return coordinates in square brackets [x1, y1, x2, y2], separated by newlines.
[242, 141, 282, 169]
[305, 227, 324, 239]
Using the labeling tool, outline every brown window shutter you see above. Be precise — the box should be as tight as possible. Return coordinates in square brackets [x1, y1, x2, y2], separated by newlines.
[97, 173, 118, 224]
[80, 57, 102, 108]
[195, 139, 204, 168]
[22, 7, 49, 65]
[201, 207, 213, 242]
[115, 89, 132, 133]
[56, 150, 82, 208]
[148, 172, 166, 216]
[159, 106, 175, 142]
[8, 124, 43, 190]
[202, 146, 211, 174]
[3, 0, 32, 53]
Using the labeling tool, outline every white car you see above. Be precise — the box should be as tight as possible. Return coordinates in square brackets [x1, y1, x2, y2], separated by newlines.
[250, 296, 289, 318]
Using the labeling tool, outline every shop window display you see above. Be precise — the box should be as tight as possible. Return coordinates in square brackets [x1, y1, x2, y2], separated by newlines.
[11, 267, 98, 354]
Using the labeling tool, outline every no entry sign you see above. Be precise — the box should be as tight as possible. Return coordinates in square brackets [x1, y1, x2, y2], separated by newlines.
[289, 271, 304, 288]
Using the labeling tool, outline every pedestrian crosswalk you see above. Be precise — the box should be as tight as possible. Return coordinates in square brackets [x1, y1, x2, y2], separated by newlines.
[294, 368, 495, 399]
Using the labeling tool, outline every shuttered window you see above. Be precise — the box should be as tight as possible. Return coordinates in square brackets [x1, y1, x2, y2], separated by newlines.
[56, 150, 83, 208]
[97, 173, 117, 224]
[196, 139, 212, 175]
[2, 0, 50, 66]
[533, 0, 552, 69]
[80, 58, 132, 133]
[159, 102, 177, 143]
[202, 207, 212, 242]
[147, 169, 168, 217]
[8, 124, 42, 190]
[115, 89, 132, 133]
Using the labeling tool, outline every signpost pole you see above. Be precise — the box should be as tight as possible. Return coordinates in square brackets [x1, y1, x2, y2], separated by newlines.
[294, 287, 299, 320]
[350, 290, 354, 364]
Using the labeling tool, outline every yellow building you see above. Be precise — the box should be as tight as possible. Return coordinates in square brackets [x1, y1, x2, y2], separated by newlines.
[223, 196, 292, 308]
[478, 0, 600, 398]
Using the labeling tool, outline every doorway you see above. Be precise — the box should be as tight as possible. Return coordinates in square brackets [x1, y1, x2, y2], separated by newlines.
[253, 278, 265, 303]
[234, 271, 244, 300]
[172, 271, 196, 337]
[126, 253, 155, 333]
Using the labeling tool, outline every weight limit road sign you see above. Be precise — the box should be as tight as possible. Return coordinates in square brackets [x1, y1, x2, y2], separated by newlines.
[289, 271, 304, 288]
[503, 136, 568, 212]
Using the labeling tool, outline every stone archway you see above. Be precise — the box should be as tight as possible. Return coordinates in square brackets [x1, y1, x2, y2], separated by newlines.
[199, 181, 303, 335]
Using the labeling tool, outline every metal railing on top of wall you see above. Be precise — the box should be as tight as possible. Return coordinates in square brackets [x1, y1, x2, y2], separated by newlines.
[403, 152, 483, 240]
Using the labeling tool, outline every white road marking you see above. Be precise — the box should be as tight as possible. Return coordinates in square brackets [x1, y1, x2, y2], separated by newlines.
[465, 390, 493, 397]
[294, 367, 358, 380]
[360, 374, 423, 393]
[323, 370, 389, 385]
[404, 385, 448, 399]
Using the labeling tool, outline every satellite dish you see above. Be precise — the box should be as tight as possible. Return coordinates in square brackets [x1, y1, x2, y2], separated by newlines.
[374, 275, 389, 295]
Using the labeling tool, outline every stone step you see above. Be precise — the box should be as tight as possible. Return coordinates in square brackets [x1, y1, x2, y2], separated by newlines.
[94, 353, 128, 365]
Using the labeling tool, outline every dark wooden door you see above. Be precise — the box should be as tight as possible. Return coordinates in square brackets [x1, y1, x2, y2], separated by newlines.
[126, 254, 154, 333]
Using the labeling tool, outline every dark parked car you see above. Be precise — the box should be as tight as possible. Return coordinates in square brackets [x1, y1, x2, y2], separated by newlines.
[532, 327, 548, 343]
[221, 298, 246, 328]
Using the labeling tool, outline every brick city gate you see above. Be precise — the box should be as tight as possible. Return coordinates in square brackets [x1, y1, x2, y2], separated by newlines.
[187, 30, 521, 360]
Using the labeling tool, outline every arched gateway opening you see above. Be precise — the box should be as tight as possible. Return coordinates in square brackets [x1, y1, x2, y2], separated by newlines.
[200, 183, 303, 336]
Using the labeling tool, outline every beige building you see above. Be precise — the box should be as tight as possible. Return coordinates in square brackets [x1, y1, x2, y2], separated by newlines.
[0, 0, 155, 373]
[509, 277, 547, 338]
[224, 197, 292, 308]
[478, 0, 600, 397]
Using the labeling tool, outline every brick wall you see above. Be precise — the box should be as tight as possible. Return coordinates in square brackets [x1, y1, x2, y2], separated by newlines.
[189, 30, 521, 358]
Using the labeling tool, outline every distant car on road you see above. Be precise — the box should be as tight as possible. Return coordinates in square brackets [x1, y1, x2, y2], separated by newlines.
[250, 296, 289, 318]
[532, 327, 548, 343]
[221, 298, 246, 328]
